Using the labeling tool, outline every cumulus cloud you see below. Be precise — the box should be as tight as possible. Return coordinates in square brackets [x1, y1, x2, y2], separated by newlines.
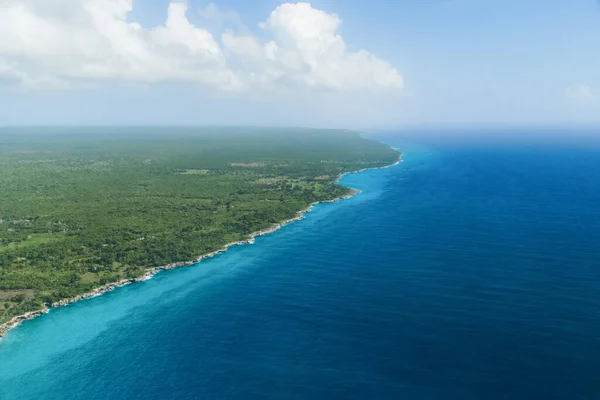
[0, 0, 240, 90]
[566, 83, 595, 105]
[0, 1, 403, 93]
[224, 3, 404, 92]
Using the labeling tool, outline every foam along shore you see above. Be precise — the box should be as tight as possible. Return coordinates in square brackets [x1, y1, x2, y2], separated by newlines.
[0, 151, 401, 339]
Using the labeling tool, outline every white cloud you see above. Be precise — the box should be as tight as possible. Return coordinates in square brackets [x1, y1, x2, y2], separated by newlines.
[0, 1, 403, 93]
[566, 83, 595, 105]
[0, 0, 240, 90]
[224, 3, 404, 92]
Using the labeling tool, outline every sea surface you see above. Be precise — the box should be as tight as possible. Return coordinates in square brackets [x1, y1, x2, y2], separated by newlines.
[2, 131, 600, 399]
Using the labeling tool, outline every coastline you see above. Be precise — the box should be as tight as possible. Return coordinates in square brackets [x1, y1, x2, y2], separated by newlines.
[0, 150, 401, 340]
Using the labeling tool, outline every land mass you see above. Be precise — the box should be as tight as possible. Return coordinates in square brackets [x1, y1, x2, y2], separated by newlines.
[0, 127, 399, 335]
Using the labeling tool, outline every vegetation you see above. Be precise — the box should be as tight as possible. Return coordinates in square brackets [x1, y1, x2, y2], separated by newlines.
[0, 127, 398, 323]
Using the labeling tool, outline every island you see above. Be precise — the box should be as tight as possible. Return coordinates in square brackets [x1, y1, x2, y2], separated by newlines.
[0, 127, 400, 336]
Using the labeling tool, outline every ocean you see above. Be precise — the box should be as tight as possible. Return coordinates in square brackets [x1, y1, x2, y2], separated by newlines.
[1, 132, 600, 399]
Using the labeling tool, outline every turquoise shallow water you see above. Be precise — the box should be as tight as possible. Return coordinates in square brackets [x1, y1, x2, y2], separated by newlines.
[2, 135, 600, 399]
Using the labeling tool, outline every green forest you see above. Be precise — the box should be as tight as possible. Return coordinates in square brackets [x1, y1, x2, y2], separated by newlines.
[0, 127, 399, 324]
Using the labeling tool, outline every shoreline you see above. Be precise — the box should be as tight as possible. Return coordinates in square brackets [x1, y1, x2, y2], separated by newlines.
[0, 151, 401, 340]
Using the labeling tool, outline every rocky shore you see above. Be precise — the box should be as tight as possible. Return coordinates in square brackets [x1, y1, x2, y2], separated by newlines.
[0, 152, 400, 339]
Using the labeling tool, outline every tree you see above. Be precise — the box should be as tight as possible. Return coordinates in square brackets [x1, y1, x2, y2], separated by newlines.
[11, 294, 26, 303]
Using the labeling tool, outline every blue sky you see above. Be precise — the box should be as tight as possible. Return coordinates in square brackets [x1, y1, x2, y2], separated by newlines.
[0, 0, 599, 128]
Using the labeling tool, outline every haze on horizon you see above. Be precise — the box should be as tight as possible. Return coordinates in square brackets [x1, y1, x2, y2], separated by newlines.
[0, 0, 598, 129]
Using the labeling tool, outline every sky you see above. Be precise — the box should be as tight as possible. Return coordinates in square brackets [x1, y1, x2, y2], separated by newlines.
[0, 0, 599, 128]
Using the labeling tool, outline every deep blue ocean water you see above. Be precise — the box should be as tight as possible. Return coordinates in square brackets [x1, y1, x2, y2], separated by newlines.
[2, 133, 600, 399]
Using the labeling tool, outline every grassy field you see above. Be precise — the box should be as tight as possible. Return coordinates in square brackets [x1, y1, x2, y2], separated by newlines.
[0, 127, 398, 323]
